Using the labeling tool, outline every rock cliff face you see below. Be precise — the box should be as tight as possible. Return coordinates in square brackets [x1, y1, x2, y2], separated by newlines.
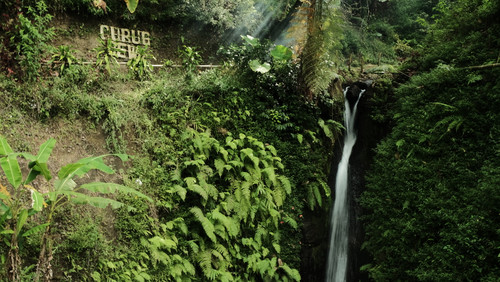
[300, 81, 388, 281]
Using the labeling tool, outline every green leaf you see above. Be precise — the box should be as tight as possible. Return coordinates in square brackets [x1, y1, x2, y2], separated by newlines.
[91, 271, 101, 282]
[284, 216, 298, 229]
[16, 209, 28, 236]
[76, 156, 116, 175]
[0, 136, 14, 155]
[22, 223, 49, 237]
[80, 182, 152, 202]
[62, 191, 124, 209]
[0, 155, 22, 188]
[262, 167, 277, 187]
[0, 193, 10, 201]
[148, 236, 177, 250]
[279, 264, 300, 281]
[296, 134, 303, 144]
[273, 243, 281, 253]
[26, 162, 52, 184]
[318, 118, 333, 139]
[396, 139, 405, 148]
[271, 45, 293, 61]
[185, 177, 208, 200]
[214, 159, 225, 177]
[57, 163, 85, 179]
[190, 207, 216, 243]
[35, 138, 56, 163]
[241, 35, 259, 47]
[54, 178, 77, 193]
[278, 176, 292, 194]
[173, 185, 187, 201]
[30, 189, 44, 212]
[313, 183, 322, 207]
[249, 60, 271, 73]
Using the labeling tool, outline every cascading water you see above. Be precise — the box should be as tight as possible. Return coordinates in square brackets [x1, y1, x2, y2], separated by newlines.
[326, 87, 365, 282]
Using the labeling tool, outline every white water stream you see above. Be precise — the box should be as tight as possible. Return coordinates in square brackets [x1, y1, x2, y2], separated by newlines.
[326, 87, 365, 282]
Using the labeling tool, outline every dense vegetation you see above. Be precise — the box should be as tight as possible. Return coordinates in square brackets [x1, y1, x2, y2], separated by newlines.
[0, 0, 498, 281]
[361, 0, 500, 280]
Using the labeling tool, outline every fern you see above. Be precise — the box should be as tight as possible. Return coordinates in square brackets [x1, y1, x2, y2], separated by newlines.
[190, 207, 217, 243]
[306, 185, 316, 210]
[197, 250, 214, 278]
[185, 177, 208, 200]
[256, 259, 271, 276]
[278, 175, 292, 194]
[211, 208, 240, 238]
[254, 226, 268, 246]
[312, 182, 323, 207]
[214, 158, 225, 177]
[187, 240, 199, 253]
[283, 216, 298, 230]
[279, 264, 301, 281]
[197, 172, 218, 200]
[262, 167, 277, 187]
[173, 184, 187, 201]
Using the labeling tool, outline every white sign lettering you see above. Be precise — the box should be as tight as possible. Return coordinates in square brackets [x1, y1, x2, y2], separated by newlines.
[99, 25, 151, 60]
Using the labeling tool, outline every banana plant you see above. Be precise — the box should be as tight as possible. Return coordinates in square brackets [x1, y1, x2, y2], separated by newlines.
[0, 136, 151, 281]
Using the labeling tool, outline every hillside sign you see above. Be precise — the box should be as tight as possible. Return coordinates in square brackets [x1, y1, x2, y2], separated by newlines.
[99, 25, 151, 60]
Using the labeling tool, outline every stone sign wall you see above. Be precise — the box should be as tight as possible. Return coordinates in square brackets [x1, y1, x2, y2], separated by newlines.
[99, 25, 151, 60]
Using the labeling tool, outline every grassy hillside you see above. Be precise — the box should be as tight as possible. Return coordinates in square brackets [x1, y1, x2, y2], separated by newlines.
[0, 30, 341, 279]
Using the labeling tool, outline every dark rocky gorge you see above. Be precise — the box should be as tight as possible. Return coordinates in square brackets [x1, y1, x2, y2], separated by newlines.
[300, 80, 389, 281]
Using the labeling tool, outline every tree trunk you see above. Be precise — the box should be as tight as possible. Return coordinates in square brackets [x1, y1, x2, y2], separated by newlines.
[7, 234, 21, 282]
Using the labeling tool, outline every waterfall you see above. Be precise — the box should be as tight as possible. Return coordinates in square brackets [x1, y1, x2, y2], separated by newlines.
[326, 87, 365, 282]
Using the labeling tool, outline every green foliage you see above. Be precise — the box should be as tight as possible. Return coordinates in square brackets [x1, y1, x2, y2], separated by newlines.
[49, 45, 78, 75]
[94, 38, 122, 74]
[170, 130, 299, 280]
[178, 41, 202, 77]
[0, 135, 151, 280]
[124, 0, 139, 13]
[418, 0, 500, 69]
[299, 0, 345, 95]
[8, 1, 55, 81]
[249, 59, 271, 73]
[127, 45, 155, 80]
[362, 65, 500, 280]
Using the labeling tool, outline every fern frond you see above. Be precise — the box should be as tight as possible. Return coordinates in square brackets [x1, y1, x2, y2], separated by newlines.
[284, 216, 298, 230]
[278, 175, 292, 194]
[257, 259, 271, 276]
[190, 207, 217, 243]
[241, 181, 252, 201]
[306, 184, 316, 210]
[262, 167, 277, 187]
[214, 243, 230, 261]
[197, 250, 215, 278]
[254, 226, 268, 246]
[312, 182, 322, 207]
[197, 172, 218, 199]
[214, 158, 225, 177]
[273, 188, 285, 207]
[187, 240, 199, 253]
[279, 264, 301, 281]
[211, 208, 240, 237]
[183, 259, 196, 276]
[185, 177, 208, 200]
